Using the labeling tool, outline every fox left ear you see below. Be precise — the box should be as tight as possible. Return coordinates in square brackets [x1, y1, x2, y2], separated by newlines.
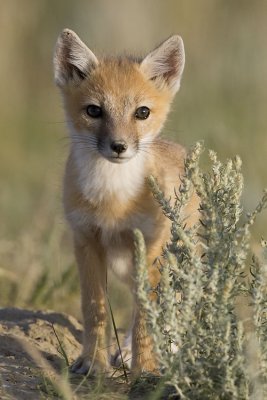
[140, 35, 185, 95]
[54, 29, 98, 88]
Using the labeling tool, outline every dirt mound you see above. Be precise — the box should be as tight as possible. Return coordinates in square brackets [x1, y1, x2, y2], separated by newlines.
[0, 308, 82, 399]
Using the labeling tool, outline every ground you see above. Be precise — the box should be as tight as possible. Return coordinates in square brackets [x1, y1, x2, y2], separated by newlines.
[0, 308, 156, 400]
[0, 308, 83, 399]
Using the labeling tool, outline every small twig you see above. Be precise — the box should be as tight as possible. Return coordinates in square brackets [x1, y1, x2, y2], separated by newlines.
[51, 323, 70, 367]
[107, 295, 129, 383]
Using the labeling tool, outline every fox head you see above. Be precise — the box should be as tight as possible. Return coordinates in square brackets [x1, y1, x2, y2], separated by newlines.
[54, 29, 185, 164]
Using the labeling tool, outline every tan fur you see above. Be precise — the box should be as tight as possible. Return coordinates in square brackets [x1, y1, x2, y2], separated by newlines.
[54, 29, 199, 375]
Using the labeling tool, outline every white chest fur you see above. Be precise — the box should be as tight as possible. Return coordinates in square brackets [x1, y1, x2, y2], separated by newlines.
[66, 144, 158, 282]
[73, 146, 146, 205]
[68, 144, 156, 240]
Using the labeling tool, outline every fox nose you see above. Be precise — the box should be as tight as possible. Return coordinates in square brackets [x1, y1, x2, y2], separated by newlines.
[110, 140, 128, 155]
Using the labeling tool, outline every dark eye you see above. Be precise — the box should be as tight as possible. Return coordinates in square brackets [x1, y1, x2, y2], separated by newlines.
[135, 106, 150, 120]
[86, 105, 102, 118]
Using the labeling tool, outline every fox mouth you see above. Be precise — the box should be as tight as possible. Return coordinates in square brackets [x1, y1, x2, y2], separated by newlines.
[98, 146, 137, 164]
[97, 147, 134, 163]
[106, 155, 133, 164]
[96, 138, 138, 164]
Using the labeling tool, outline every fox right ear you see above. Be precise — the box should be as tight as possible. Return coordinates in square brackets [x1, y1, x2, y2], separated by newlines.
[140, 35, 185, 95]
[54, 29, 98, 87]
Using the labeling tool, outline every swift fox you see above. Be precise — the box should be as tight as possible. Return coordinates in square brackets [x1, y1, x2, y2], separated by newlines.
[54, 29, 198, 374]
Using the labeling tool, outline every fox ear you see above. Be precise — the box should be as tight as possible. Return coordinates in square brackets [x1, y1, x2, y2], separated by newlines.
[54, 29, 98, 87]
[140, 35, 185, 95]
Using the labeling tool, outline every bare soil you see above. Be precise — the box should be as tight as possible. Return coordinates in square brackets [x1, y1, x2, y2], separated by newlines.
[0, 308, 162, 400]
[0, 307, 82, 399]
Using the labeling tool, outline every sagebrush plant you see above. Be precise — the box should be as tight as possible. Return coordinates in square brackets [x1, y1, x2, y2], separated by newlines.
[135, 142, 267, 400]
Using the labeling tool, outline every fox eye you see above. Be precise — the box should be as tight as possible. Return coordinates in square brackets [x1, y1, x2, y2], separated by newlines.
[135, 106, 150, 120]
[86, 105, 102, 118]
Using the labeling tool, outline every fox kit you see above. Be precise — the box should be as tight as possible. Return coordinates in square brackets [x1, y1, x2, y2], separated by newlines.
[54, 29, 198, 375]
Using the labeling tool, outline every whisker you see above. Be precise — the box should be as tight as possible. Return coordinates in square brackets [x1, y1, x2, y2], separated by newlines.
[44, 121, 68, 125]
[70, 138, 99, 146]
[71, 136, 98, 143]
[138, 149, 153, 156]
[42, 119, 74, 126]
[71, 146, 98, 153]
[139, 141, 171, 150]
[57, 136, 71, 143]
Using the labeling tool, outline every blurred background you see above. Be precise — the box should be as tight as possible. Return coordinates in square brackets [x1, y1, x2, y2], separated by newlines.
[0, 0, 266, 323]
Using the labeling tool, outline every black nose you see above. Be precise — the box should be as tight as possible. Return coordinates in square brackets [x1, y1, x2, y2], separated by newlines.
[110, 140, 128, 154]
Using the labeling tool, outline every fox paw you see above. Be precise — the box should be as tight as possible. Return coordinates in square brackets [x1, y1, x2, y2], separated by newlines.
[111, 330, 132, 370]
[70, 356, 107, 375]
[111, 346, 132, 370]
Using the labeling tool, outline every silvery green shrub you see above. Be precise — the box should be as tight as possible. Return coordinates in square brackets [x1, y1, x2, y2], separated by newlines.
[135, 142, 267, 400]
